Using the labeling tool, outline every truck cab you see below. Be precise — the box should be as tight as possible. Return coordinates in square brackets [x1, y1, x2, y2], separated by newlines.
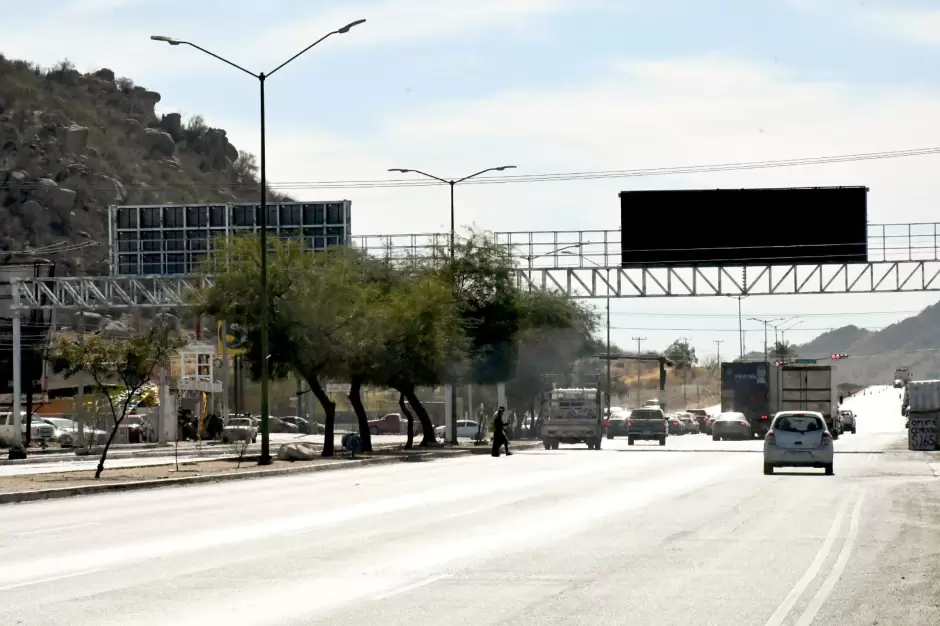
[541, 388, 605, 450]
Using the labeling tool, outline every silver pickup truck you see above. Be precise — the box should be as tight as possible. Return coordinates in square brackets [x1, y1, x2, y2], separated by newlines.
[626, 406, 667, 446]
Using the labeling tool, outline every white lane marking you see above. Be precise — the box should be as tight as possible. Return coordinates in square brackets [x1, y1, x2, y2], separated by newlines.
[0, 568, 103, 592]
[764, 494, 852, 626]
[374, 574, 450, 600]
[794, 490, 866, 626]
[13, 522, 100, 537]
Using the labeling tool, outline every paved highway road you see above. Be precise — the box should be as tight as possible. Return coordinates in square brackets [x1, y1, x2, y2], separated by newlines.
[2, 386, 938, 625]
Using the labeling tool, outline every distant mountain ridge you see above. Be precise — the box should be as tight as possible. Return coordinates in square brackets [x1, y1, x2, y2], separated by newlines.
[754, 301, 940, 385]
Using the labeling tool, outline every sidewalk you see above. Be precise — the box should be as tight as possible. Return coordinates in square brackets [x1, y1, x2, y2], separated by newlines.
[0, 440, 544, 504]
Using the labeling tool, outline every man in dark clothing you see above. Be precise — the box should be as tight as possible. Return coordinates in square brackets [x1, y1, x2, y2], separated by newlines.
[491, 406, 512, 457]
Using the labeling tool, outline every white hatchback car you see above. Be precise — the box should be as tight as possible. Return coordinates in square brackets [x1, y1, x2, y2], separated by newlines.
[763, 411, 834, 476]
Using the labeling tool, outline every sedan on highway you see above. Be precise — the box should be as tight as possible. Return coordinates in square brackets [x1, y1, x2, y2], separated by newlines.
[606, 410, 631, 439]
[763, 411, 834, 476]
[711, 412, 751, 441]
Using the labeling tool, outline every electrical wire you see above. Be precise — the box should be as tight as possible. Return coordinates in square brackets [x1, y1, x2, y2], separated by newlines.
[606, 309, 925, 318]
[609, 326, 886, 333]
[4, 145, 940, 193]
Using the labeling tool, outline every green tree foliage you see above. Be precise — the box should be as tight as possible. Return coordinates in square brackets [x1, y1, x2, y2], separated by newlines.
[505, 290, 600, 433]
[52, 321, 185, 478]
[200, 236, 366, 457]
[444, 232, 523, 384]
[665, 339, 697, 369]
[772, 340, 797, 360]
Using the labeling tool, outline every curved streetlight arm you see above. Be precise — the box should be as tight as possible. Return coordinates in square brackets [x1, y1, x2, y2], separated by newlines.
[563, 247, 609, 268]
[519, 243, 583, 263]
[456, 165, 516, 184]
[269, 18, 365, 76]
[151, 37, 259, 78]
[268, 31, 334, 77]
[387, 168, 450, 184]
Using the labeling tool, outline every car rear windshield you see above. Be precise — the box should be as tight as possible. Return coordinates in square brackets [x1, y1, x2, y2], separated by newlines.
[631, 409, 663, 420]
[228, 419, 251, 426]
[775, 415, 824, 432]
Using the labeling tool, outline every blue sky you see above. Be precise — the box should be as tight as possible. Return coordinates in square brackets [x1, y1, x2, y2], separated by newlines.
[4, 0, 940, 358]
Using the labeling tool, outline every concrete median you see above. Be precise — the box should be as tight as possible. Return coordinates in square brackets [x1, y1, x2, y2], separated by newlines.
[0, 440, 544, 505]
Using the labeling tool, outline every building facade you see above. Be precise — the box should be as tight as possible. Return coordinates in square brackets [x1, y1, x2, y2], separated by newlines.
[109, 201, 352, 276]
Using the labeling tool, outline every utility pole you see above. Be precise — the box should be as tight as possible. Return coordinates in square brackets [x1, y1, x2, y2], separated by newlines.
[632, 337, 646, 407]
[749, 318, 782, 363]
[714, 339, 723, 366]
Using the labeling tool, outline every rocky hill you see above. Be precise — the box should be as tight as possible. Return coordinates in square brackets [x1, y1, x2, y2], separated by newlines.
[783, 302, 940, 385]
[0, 55, 280, 273]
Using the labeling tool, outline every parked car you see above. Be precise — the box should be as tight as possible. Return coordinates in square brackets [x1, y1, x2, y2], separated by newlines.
[763, 411, 834, 475]
[434, 420, 480, 439]
[271, 417, 301, 434]
[711, 412, 751, 441]
[222, 417, 258, 444]
[839, 409, 857, 435]
[369, 413, 404, 435]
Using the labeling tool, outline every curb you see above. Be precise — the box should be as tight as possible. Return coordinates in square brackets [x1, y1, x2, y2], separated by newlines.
[0, 441, 543, 505]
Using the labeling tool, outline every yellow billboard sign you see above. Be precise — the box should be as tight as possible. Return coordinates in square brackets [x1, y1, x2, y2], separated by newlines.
[217, 321, 248, 355]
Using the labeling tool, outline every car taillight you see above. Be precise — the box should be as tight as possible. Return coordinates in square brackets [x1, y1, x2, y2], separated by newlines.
[673, 421, 679, 426]
[627, 420, 633, 427]
[761, 414, 769, 420]
[820, 433, 831, 447]
[765, 430, 776, 445]
[739, 421, 748, 427]
[604, 419, 610, 426]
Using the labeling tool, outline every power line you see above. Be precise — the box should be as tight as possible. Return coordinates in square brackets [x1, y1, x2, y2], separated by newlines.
[610, 325, 887, 333]
[606, 309, 926, 319]
[4, 145, 940, 194]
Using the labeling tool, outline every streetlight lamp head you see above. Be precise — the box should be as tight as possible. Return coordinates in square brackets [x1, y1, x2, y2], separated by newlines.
[494, 165, 517, 171]
[150, 35, 182, 45]
[388, 168, 412, 173]
[337, 18, 367, 33]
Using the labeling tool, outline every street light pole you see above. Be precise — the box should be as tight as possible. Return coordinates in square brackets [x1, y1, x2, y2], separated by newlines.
[749, 318, 783, 363]
[560, 250, 612, 415]
[633, 337, 646, 406]
[152, 18, 367, 465]
[388, 165, 517, 445]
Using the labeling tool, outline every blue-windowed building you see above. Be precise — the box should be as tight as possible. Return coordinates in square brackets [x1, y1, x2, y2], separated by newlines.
[108, 201, 352, 276]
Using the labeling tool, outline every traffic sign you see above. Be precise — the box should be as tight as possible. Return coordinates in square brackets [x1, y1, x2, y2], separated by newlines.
[217, 321, 248, 355]
[791, 359, 818, 364]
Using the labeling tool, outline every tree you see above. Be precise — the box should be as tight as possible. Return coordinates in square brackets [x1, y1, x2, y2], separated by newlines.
[441, 231, 524, 384]
[201, 236, 373, 458]
[505, 289, 600, 436]
[772, 340, 797, 360]
[665, 339, 697, 369]
[372, 269, 465, 446]
[52, 321, 185, 478]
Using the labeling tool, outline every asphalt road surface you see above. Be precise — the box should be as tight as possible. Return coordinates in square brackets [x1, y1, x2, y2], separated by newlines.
[3, 385, 938, 625]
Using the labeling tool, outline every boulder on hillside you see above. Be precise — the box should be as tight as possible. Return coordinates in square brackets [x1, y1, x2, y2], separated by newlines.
[55, 124, 89, 154]
[160, 112, 182, 141]
[224, 140, 238, 162]
[6, 170, 28, 195]
[32, 178, 76, 212]
[277, 442, 320, 461]
[97, 175, 127, 204]
[143, 128, 175, 157]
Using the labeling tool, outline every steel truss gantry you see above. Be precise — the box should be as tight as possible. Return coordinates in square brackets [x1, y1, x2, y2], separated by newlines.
[8, 260, 940, 312]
